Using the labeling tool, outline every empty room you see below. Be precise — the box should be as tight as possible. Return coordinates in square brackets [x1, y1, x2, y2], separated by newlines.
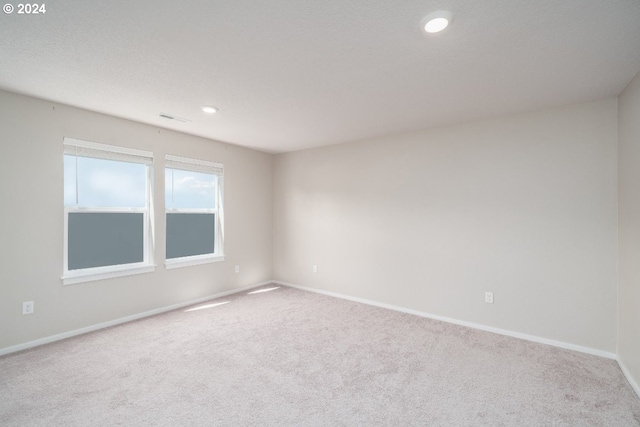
[1, 1, 640, 425]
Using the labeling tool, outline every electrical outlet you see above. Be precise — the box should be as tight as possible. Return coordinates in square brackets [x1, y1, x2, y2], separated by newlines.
[485, 292, 494, 304]
[234, 265, 240, 273]
[313, 265, 318, 273]
[22, 301, 34, 315]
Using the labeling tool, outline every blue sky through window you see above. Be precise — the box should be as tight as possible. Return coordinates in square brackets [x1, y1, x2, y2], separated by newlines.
[165, 168, 216, 209]
[64, 155, 146, 208]
[64, 155, 216, 209]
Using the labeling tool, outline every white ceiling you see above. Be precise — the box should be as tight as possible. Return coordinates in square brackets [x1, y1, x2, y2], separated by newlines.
[1, 1, 640, 153]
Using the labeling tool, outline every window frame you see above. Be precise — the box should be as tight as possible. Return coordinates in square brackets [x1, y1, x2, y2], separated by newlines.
[164, 154, 224, 269]
[62, 138, 155, 285]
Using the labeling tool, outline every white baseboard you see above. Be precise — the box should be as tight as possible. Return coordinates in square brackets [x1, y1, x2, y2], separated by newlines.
[274, 281, 617, 360]
[0, 281, 271, 357]
[5, 278, 634, 397]
[617, 358, 640, 399]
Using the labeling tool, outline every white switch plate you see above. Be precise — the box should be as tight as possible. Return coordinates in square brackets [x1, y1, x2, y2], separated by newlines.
[22, 301, 34, 315]
[234, 265, 240, 273]
[313, 265, 318, 273]
[485, 292, 494, 304]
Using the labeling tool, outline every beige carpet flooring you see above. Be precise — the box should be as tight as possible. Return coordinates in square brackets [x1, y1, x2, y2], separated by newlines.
[1, 285, 639, 426]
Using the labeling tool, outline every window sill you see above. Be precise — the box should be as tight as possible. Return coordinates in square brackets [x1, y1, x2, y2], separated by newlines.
[62, 264, 156, 286]
[165, 254, 225, 270]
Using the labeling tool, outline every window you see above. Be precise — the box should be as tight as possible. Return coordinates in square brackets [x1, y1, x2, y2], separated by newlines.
[63, 138, 154, 285]
[164, 154, 224, 268]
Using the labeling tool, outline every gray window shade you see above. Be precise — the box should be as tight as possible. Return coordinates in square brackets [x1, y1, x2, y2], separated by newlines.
[166, 213, 215, 259]
[68, 212, 144, 270]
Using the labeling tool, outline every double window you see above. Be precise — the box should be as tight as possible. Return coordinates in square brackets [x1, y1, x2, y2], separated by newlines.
[62, 139, 224, 284]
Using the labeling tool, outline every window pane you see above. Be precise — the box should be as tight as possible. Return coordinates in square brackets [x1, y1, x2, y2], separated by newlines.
[64, 155, 77, 207]
[166, 213, 215, 259]
[166, 168, 216, 209]
[68, 212, 144, 270]
[75, 157, 147, 208]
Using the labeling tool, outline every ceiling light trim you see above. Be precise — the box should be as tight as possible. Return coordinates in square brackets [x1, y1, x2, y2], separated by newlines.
[201, 105, 219, 114]
[422, 10, 453, 34]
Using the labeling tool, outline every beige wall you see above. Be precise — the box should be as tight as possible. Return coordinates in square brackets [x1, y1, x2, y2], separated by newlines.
[274, 99, 619, 353]
[0, 87, 628, 361]
[0, 90, 273, 350]
[618, 71, 640, 390]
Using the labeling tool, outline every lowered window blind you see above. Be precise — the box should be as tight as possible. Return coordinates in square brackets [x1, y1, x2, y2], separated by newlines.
[68, 212, 144, 270]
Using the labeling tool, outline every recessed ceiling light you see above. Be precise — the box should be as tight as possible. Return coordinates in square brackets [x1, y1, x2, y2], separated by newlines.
[201, 105, 218, 114]
[422, 11, 453, 34]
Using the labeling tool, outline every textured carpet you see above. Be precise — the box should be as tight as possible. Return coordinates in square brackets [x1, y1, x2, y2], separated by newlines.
[1, 285, 639, 426]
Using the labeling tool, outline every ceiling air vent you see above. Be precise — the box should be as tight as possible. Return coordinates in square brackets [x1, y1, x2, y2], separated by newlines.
[159, 113, 191, 123]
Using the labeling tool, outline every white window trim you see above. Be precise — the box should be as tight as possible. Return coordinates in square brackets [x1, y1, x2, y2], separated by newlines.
[62, 138, 155, 285]
[164, 253, 225, 270]
[164, 154, 225, 268]
[62, 264, 156, 286]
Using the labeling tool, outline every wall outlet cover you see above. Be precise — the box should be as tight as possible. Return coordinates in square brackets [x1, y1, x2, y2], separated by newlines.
[22, 301, 34, 315]
[485, 292, 494, 304]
